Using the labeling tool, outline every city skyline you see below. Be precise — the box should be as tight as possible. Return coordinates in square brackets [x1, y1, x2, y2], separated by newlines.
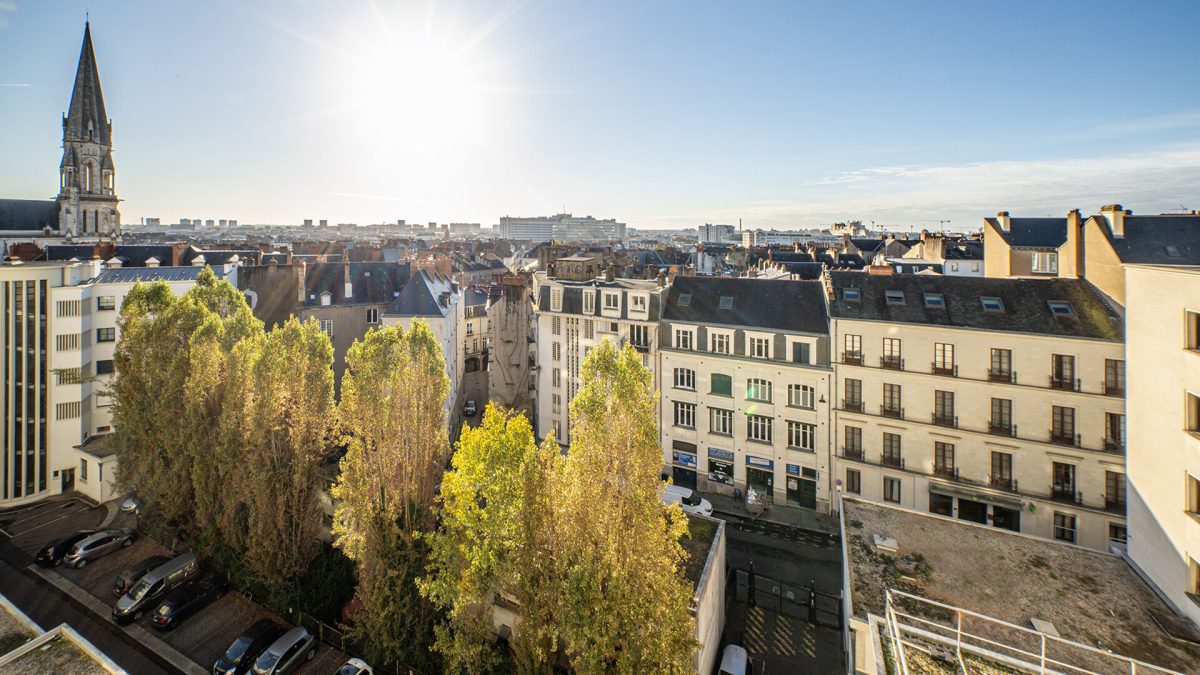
[2, 1, 1200, 229]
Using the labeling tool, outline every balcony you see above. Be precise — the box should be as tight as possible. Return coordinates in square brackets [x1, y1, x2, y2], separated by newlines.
[841, 447, 864, 461]
[881, 455, 905, 469]
[988, 421, 1017, 437]
[880, 405, 905, 419]
[1104, 437, 1126, 455]
[842, 399, 864, 413]
[1105, 498, 1127, 515]
[1049, 430, 1081, 447]
[987, 368, 1015, 384]
[933, 465, 959, 480]
[843, 351, 863, 366]
[880, 355, 904, 371]
[1050, 485, 1082, 505]
[989, 475, 1018, 492]
[931, 362, 958, 377]
[1049, 376, 1081, 392]
[932, 412, 958, 428]
[1104, 382, 1125, 397]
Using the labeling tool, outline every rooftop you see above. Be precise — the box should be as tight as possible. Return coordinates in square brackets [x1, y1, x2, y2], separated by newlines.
[663, 276, 830, 334]
[844, 500, 1200, 673]
[987, 217, 1068, 249]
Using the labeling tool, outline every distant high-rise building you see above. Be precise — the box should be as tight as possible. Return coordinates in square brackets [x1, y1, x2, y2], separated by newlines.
[498, 214, 626, 241]
[697, 223, 735, 243]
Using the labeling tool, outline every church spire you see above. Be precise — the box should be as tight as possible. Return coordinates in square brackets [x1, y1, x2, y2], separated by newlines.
[63, 21, 110, 145]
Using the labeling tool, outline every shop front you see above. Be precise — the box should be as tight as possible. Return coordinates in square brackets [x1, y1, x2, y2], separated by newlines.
[707, 448, 735, 488]
[785, 464, 818, 509]
[745, 455, 774, 498]
[671, 441, 698, 490]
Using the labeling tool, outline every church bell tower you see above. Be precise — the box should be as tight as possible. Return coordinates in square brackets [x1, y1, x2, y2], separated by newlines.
[57, 22, 119, 237]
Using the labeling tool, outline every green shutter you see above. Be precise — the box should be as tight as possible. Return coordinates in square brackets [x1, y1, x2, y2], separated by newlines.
[711, 373, 732, 397]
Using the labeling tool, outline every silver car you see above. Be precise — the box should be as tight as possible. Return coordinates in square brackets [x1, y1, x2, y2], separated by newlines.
[63, 528, 137, 568]
[251, 626, 316, 675]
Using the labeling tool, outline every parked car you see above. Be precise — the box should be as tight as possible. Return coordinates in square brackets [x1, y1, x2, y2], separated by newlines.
[213, 619, 285, 675]
[661, 485, 714, 517]
[150, 576, 228, 630]
[63, 528, 138, 568]
[113, 554, 171, 597]
[335, 658, 374, 675]
[463, 399, 478, 416]
[251, 626, 316, 675]
[718, 644, 749, 675]
[112, 553, 198, 624]
[34, 530, 95, 567]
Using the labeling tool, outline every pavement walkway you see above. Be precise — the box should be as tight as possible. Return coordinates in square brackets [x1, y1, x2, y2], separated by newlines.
[704, 491, 839, 535]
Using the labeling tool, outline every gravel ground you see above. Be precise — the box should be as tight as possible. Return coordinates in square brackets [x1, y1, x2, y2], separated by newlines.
[0, 602, 34, 654]
[845, 500, 1200, 673]
[1, 636, 108, 675]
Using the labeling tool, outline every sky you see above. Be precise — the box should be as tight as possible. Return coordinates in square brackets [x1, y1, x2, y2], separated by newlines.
[2, 0, 1200, 231]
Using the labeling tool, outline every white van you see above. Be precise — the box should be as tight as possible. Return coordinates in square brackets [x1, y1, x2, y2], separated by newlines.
[718, 644, 749, 675]
[661, 485, 713, 517]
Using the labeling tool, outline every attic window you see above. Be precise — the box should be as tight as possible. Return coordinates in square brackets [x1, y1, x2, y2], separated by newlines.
[719, 296, 734, 309]
[923, 293, 945, 308]
[842, 288, 861, 302]
[1047, 301, 1074, 317]
[980, 297, 1004, 312]
[885, 290, 905, 305]
[678, 293, 692, 307]
[1167, 245, 1182, 257]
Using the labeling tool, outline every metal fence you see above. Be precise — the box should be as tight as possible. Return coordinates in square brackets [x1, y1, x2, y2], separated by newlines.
[728, 565, 844, 630]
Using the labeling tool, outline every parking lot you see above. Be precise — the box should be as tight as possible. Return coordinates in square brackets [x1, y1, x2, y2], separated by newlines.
[2, 498, 352, 674]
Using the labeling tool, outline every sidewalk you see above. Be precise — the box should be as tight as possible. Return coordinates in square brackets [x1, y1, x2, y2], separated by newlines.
[704, 491, 839, 535]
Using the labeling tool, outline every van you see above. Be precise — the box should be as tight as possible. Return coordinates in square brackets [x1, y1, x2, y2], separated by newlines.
[661, 485, 714, 517]
[718, 644, 749, 675]
[112, 552, 197, 624]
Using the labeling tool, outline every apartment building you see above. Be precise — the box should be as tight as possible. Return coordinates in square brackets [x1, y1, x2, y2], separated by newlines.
[658, 277, 834, 512]
[1125, 264, 1200, 627]
[498, 214, 626, 242]
[532, 268, 667, 445]
[462, 287, 489, 373]
[828, 273, 1128, 551]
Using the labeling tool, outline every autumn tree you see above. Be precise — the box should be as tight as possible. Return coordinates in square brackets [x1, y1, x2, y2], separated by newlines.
[332, 321, 450, 670]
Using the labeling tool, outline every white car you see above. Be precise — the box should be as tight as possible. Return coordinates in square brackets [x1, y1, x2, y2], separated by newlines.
[336, 658, 374, 675]
[661, 485, 713, 517]
[718, 644, 749, 675]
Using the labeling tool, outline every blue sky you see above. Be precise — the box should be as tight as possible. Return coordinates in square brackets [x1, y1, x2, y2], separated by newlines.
[2, 1, 1199, 230]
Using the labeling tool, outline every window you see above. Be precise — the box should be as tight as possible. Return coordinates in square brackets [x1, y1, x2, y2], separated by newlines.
[552, 393, 561, 414]
[96, 327, 116, 343]
[79, 459, 88, 482]
[749, 336, 771, 359]
[844, 425, 863, 452]
[787, 421, 816, 451]
[883, 477, 901, 504]
[923, 293, 945, 308]
[56, 368, 82, 385]
[551, 316, 561, 336]
[1105, 359, 1125, 395]
[467, 322, 476, 336]
[747, 378, 772, 402]
[582, 291, 595, 314]
[881, 337, 902, 368]
[1052, 461, 1077, 496]
[711, 332, 730, 354]
[845, 468, 861, 494]
[709, 408, 733, 435]
[97, 296, 116, 311]
[552, 342, 561, 361]
[677, 293, 692, 307]
[792, 342, 811, 364]
[1051, 406, 1076, 443]
[934, 442, 955, 477]
[319, 320, 333, 339]
[1106, 471, 1126, 509]
[980, 296, 1004, 312]
[1033, 251, 1059, 274]
[1051, 354, 1075, 388]
[788, 384, 815, 409]
[674, 329, 694, 350]
[1188, 311, 1200, 350]
[990, 348, 1012, 380]
[991, 451, 1013, 488]
[673, 401, 696, 429]
[934, 390, 955, 425]
[1047, 301, 1074, 316]
[1189, 393, 1200, 433]
[631, 295, 647, 312]
[56, 401, 81, 420]
[603, 292, 620, 310]
[673, 367, 696, 390]
[719, 296, 734, 309]
[1109, 523, 1127, 544]
[1188, 475, 1200, 515]
[747, 415, 773, 443]
[550, 287, 563, 312]
[885, 290, 905, 305]
[882, 433, 902, 467]
[844, 378, 862, 409]
[990, 398, 1012, 432]
[882, 383, 902, 415]
[56, 300, 80, 317]
[710, 453, 734, 485]
[843, 288, 861, 302]
[1053, 513, 1077, 544]
[930, 344, 954, 375]
[56, 334, 80, 351]
[843, 334, 862, 362]
[710, 373, 732, 397]
[1105, 413, 1125, 452]
[584, 319, 594, 339]
[552, 368, 561, 388]
[629, 324, 649, 347]
[95, 360, 114, 376]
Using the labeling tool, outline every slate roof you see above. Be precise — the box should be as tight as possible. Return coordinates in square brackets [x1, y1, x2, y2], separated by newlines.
[302, 262, 411, 306]
[386, 269, 456, 317]
[1104, 215, 1200, 265]
[663, 276, 829, 335]
[828, 273, 1122, 340]
[46, 245, 177, 265]
[535, 277, 665, 320]
[0, 199, 58, 232]
[987, 217, 1067, 249]
[943, 242, 984, 260]
[91, 267, 217, 284]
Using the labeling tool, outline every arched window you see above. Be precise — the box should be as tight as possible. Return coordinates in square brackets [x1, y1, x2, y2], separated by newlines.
[82, 163, 92, 193]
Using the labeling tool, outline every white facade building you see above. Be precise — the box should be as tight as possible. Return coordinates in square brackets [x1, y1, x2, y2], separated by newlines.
[697, 223, 735, 244]
[499, 214, 626, 242]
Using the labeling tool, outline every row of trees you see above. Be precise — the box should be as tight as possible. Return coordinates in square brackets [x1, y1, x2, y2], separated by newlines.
[112, 272, 698, 673]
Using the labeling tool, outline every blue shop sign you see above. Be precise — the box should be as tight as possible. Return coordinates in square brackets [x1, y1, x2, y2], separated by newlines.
[746, 455, 774, 470]
[708, 448, 735, 462]
[672, 451, 697, 469]
[786, 464, 801, 476]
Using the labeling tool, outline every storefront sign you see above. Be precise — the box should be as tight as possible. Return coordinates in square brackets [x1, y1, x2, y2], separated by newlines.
[708, 448, 735, 462]
[786, 464, 801, 476]
[672, 451, 697, 469]
[745, 455, 774, 470]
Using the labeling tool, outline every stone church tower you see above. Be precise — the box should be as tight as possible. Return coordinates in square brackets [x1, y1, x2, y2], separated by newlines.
[57, 22, 119, 237]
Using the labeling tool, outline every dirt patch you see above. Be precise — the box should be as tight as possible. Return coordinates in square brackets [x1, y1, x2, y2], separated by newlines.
[846, 500, 1200, 673]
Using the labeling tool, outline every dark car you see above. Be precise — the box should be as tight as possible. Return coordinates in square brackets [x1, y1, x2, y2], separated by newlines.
[113, 554, 171, 597]
[34, 530, 94, 567]
[150, 577, 228, 631]
[213, 619, 284, 675]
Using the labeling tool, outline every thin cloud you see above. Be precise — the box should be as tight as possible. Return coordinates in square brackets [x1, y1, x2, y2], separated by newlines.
[0, 83, 30, 87]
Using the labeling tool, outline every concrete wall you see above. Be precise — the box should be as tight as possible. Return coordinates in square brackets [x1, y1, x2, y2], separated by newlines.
[1080, 216, 1129, 306]
[487, 282, 534, 418]
[982, 220, 1011, 278]
[692, 516, 727, 675]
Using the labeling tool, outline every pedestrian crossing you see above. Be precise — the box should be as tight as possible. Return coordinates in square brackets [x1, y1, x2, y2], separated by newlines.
[744, 605, 800, 657]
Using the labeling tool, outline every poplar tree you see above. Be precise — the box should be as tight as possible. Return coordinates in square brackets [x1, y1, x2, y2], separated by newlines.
[332, 321, 450, 670]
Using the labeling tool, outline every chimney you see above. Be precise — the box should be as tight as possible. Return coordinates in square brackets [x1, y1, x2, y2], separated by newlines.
[1100, 204, 1128, 238]
[343, 250, 353, 299]
[605, 265, 615, 282]
[996, 211, 1011, 232]
[656, 268, 667, 288]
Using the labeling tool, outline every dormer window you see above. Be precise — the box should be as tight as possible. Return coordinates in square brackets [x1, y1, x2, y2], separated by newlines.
[885, 290, 905, 305]
[719, 296, 734, 309]
[923, 293, 945, 308]
[981, 297, 1004, 312]
[320, 291, 332, 306]
[843, 288, 860, 302]
[1047, 301, 1074, 317]
[678, 293, 692, 307]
